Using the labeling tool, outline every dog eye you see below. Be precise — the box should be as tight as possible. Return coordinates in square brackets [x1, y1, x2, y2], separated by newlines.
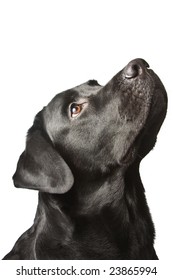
[70, 103, 83, 118]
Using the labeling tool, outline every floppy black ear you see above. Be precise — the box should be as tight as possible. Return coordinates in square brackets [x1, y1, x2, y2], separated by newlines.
[13, 124, 74, 194]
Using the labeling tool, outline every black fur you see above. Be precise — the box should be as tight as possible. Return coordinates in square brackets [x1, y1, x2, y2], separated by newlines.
[3, 59, 167, 260]
[87, 79, 100, 86]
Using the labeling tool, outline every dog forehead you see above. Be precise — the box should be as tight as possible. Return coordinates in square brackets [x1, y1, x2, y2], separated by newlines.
[47, 80, 102, 108]
[74, 80, 102, 96]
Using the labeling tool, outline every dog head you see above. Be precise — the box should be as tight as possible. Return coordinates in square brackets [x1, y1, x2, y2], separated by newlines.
[13, 59, 167, 193]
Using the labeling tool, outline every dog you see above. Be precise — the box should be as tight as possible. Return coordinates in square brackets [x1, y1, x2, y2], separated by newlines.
[3, 59, 167, 260]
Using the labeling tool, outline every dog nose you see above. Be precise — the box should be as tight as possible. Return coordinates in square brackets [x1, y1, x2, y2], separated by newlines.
[124, 58, 150, 79]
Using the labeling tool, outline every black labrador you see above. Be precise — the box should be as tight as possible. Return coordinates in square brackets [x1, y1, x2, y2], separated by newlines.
[3, 59, 167, 260]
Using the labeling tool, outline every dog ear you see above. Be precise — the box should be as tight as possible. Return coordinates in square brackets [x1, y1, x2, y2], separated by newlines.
[13, 122, 74, 194]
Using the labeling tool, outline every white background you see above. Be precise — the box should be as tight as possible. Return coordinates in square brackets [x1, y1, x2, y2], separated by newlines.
[0, 0, 172, 277]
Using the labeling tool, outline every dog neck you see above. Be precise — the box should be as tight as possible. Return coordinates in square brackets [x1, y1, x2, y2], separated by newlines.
[31, 161, 155, 259]
[36, 161, 152, 227]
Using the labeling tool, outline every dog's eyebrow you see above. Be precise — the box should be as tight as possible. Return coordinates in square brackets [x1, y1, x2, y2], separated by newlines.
[87, 80, 100, 86]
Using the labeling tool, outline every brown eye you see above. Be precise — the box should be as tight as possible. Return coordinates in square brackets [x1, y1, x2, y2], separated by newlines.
[70, 103, 83, 118]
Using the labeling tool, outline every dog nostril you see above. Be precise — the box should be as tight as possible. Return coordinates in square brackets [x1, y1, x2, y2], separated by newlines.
[124, 58, 150, 79]
[125, 64, 140, 79]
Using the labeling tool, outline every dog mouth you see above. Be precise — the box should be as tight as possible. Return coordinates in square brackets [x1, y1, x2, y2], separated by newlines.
[116, 59, 167, 165]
